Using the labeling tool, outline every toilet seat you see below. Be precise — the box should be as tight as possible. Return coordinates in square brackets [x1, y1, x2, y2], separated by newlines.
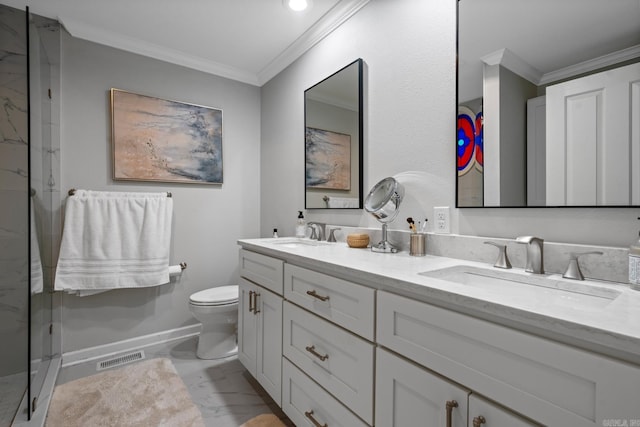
[189, 285, 238, 306]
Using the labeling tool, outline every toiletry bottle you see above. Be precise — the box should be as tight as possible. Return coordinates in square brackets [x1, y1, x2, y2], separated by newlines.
[273, 228, 279, 238]
[630, 221, 640, 290]
[295, 211, 306, 238]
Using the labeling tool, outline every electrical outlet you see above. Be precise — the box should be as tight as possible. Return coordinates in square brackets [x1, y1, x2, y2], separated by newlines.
[434, 206, 450, 234]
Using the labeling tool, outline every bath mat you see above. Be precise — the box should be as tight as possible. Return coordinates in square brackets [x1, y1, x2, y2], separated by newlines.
[240, 413, 287, 427]
[45, 358, 204, 427]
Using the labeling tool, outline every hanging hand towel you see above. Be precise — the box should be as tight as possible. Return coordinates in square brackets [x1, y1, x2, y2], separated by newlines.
[327, 197, 359, 208]
[55, 190, 173, 292]
[31, 201, 44, 295]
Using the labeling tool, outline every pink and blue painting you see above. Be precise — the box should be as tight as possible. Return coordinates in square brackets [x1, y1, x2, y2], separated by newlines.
[305, 127, 351, 190]
[111, 89, 223, 184]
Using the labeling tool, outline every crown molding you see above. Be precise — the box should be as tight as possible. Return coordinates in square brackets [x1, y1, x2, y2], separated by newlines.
[58, 0, 370, 87]
[481, 45, 640, 88]
[257, 0, 371, 86]
[60, 16, 261, 86]
[481, 48, 542, 85]
[539, 44, 640, 86]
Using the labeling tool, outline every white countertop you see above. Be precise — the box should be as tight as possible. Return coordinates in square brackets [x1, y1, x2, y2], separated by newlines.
[238, 237, 640, 365]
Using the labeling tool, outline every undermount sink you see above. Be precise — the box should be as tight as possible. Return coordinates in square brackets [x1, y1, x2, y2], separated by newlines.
[269, 238, 331, 249]
[419, 265, 621, 309]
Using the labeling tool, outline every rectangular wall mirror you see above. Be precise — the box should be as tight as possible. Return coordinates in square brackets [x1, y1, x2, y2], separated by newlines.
[457, 0, 640, 208]
[305, 58, 363, 209]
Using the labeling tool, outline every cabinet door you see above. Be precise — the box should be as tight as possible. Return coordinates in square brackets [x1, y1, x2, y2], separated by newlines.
[256, 287, 282, 406]
[376, 348, 469, 427]
[238, 278, 257, 376]
[469, 395, 540, 427]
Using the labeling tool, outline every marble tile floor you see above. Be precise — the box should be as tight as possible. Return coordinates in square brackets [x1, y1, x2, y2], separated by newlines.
[55, 336, 294, 427]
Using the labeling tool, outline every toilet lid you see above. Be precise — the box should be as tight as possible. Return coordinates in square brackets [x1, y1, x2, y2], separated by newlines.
[190, 285, 238, 305]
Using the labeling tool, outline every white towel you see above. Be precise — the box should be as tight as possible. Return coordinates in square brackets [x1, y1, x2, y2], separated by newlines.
[327, 197, 359, 208]
[30, 201, 44, 295]
[55, 190, 173, 292]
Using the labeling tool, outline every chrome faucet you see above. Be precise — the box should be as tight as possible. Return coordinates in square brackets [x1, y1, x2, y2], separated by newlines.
[515, 236, 544, 274]
[307, 222, 326, 241]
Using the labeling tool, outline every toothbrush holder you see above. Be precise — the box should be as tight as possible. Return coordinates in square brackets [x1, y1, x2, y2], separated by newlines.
[409, 233, 426, 256]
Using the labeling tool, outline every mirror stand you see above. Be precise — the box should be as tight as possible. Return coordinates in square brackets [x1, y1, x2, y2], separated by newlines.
[364, 177, 405, 253]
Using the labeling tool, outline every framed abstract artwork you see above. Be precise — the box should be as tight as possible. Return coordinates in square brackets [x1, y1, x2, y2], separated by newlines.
[305, 127, 351, 190]
[111, 88, 223, 184]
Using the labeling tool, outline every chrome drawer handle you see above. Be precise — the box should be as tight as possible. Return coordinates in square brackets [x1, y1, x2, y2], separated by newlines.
[305, 345, 329, 361]
[306, 290, 330, 302]
[304, 410, 328, 427]
[445, 400, 458, 427]
[472, 416, 486, 427]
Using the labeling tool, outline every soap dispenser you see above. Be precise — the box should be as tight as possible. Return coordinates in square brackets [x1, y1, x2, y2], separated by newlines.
[630, 217, 640, 290]
[295, 211, 306, 238]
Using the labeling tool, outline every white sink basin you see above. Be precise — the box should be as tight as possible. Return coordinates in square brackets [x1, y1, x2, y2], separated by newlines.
[269, 237, 332, 249]
[420, 266, 621, 309]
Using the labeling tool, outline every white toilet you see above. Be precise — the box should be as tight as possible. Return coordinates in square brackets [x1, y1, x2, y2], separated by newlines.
[189, 285, 239, 360]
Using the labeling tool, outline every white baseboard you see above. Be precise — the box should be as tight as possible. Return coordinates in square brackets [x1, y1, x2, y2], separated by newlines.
[61, 323, 201, 368]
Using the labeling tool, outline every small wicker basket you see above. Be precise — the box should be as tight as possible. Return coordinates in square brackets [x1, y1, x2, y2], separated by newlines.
[347, 233, 370, 248]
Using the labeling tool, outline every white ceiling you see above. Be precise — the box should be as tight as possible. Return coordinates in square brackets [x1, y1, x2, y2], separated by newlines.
[3, 0, 370, 86]
[459, 0, 640, 102]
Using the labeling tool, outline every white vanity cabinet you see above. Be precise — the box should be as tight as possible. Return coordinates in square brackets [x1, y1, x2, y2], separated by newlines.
[377, 290, 640, 427]
[238, 250, 284, 406]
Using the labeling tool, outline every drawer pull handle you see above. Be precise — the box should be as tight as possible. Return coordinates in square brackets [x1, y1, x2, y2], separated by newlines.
[305, 345, 329, 361]
[445, 400, 458, 427]
[248, 291, 255, 313]
[306, 290, 330, 302]
[304, 410, 328, 427]
[253, 292, 260, 315]
[472, 416, 486, 427]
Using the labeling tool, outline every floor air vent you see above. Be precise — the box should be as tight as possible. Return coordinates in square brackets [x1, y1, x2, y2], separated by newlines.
[97, 350, 145, 371]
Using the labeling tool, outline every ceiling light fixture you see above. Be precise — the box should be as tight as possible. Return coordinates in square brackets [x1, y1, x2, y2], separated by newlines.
[286, 0, 309, 11]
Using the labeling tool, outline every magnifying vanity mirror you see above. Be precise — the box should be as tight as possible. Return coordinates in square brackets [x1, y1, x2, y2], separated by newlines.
[364, 177, 405, 253]
[305, 58, 363, 209]
[457, 0, 640, 208]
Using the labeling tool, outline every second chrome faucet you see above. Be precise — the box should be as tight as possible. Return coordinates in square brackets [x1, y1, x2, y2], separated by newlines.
[515, 236, 544, 274]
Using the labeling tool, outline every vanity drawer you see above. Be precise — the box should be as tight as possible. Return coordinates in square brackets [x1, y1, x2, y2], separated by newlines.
[282, 357, 369, 427]
[239, 249, 284, 295]
[377, 291, 640, 427]
[283, 301, 374, 424]
[284, 264, 375, 340]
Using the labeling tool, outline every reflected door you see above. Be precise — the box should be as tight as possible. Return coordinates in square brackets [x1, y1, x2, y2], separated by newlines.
[546, 62, 640, 206]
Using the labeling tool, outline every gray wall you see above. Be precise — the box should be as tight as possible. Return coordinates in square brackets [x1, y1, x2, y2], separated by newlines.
[261, 0, 456, 237]
[261, 0, 638, 248]
[59, 31, 261, 352]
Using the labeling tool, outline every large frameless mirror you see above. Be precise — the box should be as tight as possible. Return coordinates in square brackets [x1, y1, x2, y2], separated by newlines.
[457, 0, 640, 208]
[305, 58, 363, 209]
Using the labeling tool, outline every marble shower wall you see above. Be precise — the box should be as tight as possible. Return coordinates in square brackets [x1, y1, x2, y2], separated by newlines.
[0, 5, 29, 423]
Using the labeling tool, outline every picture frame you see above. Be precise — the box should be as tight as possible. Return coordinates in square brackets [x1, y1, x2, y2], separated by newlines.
[110, 88, 223, 184]
[305, 127, 351, 190]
